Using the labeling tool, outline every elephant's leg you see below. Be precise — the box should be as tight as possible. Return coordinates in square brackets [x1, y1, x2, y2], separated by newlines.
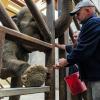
[9, 77, 22, 100]
[1, 59, 29, 79]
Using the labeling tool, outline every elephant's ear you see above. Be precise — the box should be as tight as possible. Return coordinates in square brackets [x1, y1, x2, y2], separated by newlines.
[55, 0, 73, 38]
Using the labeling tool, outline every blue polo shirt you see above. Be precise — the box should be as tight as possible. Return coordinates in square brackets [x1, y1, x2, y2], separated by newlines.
[67, 14, 100, 81]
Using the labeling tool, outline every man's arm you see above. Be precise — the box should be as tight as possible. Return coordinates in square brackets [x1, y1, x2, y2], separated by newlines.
[67, 20, 100, 64]
[54, 43, 66, 50]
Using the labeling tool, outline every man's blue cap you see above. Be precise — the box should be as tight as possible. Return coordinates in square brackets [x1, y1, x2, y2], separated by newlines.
[70, 0, 95, 16]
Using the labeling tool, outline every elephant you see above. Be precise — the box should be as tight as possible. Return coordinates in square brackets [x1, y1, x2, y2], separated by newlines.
[0, 0, 73, 100]
[2, 39, 47, 87]
[14, 0, 73, 40]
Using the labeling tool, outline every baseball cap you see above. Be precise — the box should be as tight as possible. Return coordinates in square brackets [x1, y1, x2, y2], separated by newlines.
[70, 0, 95, 16]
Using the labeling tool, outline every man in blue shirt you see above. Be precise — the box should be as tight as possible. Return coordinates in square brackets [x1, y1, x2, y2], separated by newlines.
[53, 0, 100, 100]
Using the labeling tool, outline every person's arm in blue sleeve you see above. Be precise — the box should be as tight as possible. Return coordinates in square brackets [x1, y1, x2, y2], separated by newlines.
[67, 19, 100, 64]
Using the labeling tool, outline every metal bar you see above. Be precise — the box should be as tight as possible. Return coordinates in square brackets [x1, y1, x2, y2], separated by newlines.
[73, 16, 80, 30]
[90, 0, 100, 15]
[58, 0, 67, 100]
[0, 86, 50, 97]
[0, 29, 5, 76]
[69, 27, 75, 44]
[0, 26, 53, 52]
[45, 0, 55, 100]
[24, 0, 52, 42]
[5, 79, 10, 85]
[0, 1, 19, 31]
[58, 35, 67, 100]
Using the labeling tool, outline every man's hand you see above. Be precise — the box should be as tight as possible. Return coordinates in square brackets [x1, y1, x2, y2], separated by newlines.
[54, 43, 65, 50]
[53, 58, 69, 69]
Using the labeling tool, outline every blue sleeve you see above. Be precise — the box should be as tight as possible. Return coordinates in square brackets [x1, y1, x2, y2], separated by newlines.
[67, 19, 100, 64]
[65, 45, 73, 53]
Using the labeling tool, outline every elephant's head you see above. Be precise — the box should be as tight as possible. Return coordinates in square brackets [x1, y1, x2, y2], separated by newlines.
[13, 0, 73, 43]
[13, 7, 45, 41]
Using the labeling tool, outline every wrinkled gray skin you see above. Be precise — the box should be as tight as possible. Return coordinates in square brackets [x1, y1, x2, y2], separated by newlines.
[6, 0, 73, 78]
[14, 0, 73, 39]
[2, 0, 73, 78]
[1, 0, 73, 100]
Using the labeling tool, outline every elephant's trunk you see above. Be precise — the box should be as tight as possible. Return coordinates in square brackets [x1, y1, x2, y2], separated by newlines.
[55, 0, 73, 38]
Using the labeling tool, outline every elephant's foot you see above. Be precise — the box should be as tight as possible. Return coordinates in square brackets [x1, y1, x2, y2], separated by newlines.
[21, 64, 47, 87]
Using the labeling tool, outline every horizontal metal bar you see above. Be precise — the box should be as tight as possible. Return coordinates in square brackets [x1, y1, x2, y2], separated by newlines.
[0, 25, 53, 52]
[0, 86, 50, 97]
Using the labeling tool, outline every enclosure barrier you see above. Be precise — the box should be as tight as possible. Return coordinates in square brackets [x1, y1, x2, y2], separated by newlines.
[0, 25, 52, 99]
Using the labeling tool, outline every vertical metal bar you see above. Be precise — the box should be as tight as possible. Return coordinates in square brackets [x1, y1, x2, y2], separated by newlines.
[0, 29, 5, 75]
[45, 0, 55, 100]
[58, 0, 67, 100]
[58, 36, 67, 100]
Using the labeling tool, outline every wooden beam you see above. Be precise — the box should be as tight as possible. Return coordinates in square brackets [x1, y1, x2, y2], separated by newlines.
[0, 86, 50, 97]
[0, 26, 53, 52]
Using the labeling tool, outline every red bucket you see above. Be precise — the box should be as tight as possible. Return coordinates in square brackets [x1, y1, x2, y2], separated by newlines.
[64, 72, 87, 95]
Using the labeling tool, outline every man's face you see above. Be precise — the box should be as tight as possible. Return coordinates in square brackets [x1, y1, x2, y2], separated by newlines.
[73, 31, 80, 42]
[75, 7, 89, 23]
